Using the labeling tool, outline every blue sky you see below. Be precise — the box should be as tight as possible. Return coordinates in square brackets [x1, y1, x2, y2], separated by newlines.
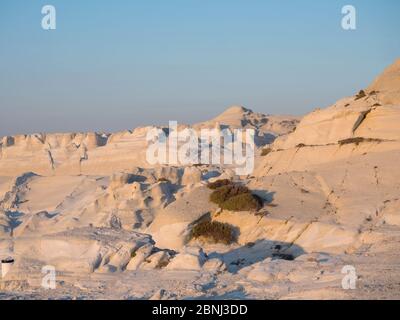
[0, 0, 399, 136]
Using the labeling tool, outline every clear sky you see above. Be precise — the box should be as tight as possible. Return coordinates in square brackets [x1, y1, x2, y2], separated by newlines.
[0, 0, 399, 136]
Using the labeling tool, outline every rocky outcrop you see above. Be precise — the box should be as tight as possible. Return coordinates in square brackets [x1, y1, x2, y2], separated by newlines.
[0, 110, 297, 177]
[367, 58, 400, 105]
[1, 59, 400, 300]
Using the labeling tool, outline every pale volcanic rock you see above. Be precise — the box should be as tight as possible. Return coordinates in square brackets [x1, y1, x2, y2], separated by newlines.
[273, 100, 371, 150]
[195, 105, 300, 136]
[354, 105, 400, 141]
[0, 209, 11, 238]
[0, 108, 297, 177]
[181, 166, 202, 186]
[368, 58, 400, 105]
[126, 243, 154, 271]
[202, 258, 226, 272]
[166, 247, 206, 271]
[148, 186, 217, 250]
[1, 59, 400, 299]
[3, 228, 153, 274]
[140, 250, 171, 270]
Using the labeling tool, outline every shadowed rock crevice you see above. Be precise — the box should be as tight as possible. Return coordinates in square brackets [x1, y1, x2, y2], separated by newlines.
[208, 239, 306, 273]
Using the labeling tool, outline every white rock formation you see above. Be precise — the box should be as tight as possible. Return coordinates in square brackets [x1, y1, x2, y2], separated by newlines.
[1, 59, 400, 299]
[166, 247, 206, 271]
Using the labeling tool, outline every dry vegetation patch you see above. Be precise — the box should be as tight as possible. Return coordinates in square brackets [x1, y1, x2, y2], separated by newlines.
[191, 221, 236, 245]
[210, 184, 250, 205]
[220, 193, 263, 211]
[339, 137, 383, 146]
[207, 180, 263, 212]
[261, 148, 272, 156]
[207, 179, 232, 190]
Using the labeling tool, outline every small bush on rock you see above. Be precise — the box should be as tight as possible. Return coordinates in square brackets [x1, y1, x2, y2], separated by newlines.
[210, 184, 250, 205]
[209, 180, 264, 212]
[191, 221, 235, 245]
[220, 193, 262, 211]
[207, 179, 232, 190]
[261, 148, 272, 156]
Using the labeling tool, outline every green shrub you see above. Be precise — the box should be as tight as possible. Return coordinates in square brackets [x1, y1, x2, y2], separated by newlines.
[261, 148, 272, 156]
[207, 179, 232, 190]
[209, 182, 264, 212]
[157, 177, 170, 183]
[219, 193, 262, 211]
[191, 221, 235, 245]
[209, 184, 250, 205]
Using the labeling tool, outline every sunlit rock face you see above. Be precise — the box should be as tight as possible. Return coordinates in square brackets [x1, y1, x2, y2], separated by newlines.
[1, 59, 400, 299]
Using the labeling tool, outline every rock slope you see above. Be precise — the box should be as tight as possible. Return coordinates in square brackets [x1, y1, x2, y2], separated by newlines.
[1, 59, 400, 299]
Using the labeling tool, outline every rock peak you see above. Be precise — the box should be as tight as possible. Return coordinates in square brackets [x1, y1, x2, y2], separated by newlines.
[220, 105, 252, 115]
[368, 58, 400, 104]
